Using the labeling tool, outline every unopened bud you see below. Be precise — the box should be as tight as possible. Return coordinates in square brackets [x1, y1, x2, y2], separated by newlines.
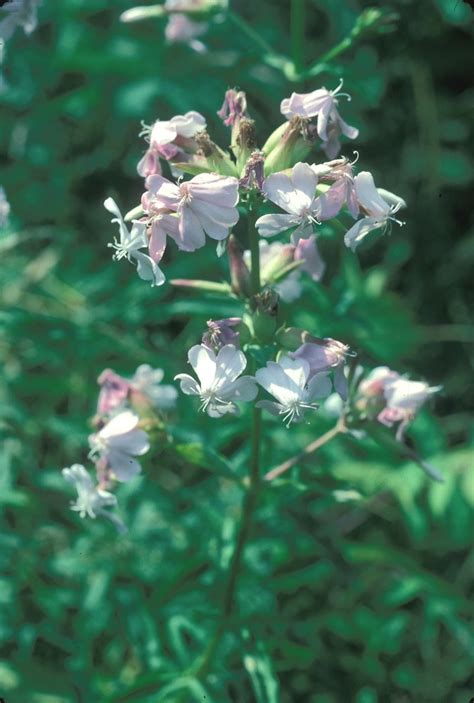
[263, 117, 313, 175]
[235, 118, 257, 172]
[251, 289, 280, 342]
[195, 131, 237, 176]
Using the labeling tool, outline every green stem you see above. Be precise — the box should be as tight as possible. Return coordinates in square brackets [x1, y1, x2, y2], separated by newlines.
[291, 0, 306, 78]
[192, 212, 263, 681]
[227, 9, 276, 58]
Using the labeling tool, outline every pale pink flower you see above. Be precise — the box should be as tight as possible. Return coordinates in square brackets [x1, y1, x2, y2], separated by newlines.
[144, 172, 240, 251]
[311, 156, 360, 219]
[89, 411, 150, 482]
[256, 356, 332, 426]
[256, 162, 329, 241]
[138, 110, 206, 177]
[165, 14, 207, 52]
[294, 235, 326, 282]
[131, 365, 178, 410]
[344, 172, 406, 250]
[175, 344, 257, 417]
[281, 80, 359, 158]
[290, 338, 352, 400]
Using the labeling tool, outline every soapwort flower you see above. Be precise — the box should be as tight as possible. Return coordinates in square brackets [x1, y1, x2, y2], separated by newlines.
[89, 410, 150, 482]
[144, 172, 240, 251]
[104, 198, 165, 286]
[202, 318, 241, 352]
[256, 356, 332, 426]
[343, 171, 406, 250]
[138, 110, 206, 177]
[256, 162, 328, 241]
[281, 80, 359, 158]
[290, 338, 352, 400]
[62, 464, 117, 519]
[175, 344, 257, 417]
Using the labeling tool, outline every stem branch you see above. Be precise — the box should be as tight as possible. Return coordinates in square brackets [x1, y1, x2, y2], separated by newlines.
[291, 0, 306, 78]
[264, 419, 345, 481]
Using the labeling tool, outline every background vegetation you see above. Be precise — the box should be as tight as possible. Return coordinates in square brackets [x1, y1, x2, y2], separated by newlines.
[1, 0, 473, 701]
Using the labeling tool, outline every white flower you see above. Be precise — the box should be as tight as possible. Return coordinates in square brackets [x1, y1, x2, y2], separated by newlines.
[131, 364, 178, 410]
[89, 411, 150, 482]
[344, 172, 406, 251]
[62, 464, 117, 519]
[255, 356, 332, 426]
[104, 197, 165, 286]
[256, 163, 323, 242]
[175, 344, 257, 417]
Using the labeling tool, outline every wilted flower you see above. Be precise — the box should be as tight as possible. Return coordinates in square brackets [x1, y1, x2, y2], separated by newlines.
[290, 338, 351, 399]
[344, 171, 406, 250]
[175, 344, 257, 417]
[217, 88, 248, 128]
[144, 172, 239, 251]
[239, 150, 265, 191]
[104, 198, 165, 286]
[89, 411, 150, 482]
[256, 162, 327, 241]
[256, 356, 332, 426]
[281, 80, 359, 158]
[62, 464, 117, 519]
[138, 111, 206, 177]
[202, 318, 241, 352]
[97, 369, 130, 416]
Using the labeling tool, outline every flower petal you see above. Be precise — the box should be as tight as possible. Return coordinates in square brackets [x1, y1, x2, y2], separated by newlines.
[256, 213, 295, 238]
[188, 345, 216, 388]
[354, 172, 390, 217]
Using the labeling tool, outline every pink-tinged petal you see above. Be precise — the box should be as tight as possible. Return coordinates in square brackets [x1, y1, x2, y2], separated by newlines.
[256, 213, 295, 238]
[344, 216, 384, 251]
[279, 356, 310, 387]
[322, 132, 341, 160]
[338, 116, 359, 140]
[317, 100, 333, 142]
[170, 111, 206, 138]
[347, 184, 360, 219]
[145, 175, 180, 209]
[190, 199, 239, 228]
[354, 172, 390, 217]
[107, 428, 150, 456]
[99, 411, 139, 440]
[188, 344, 216, 387]
[174, 373, 200, 396]
[188, 174, 239, 207]
[137, 150, 161, 178]
[132, 251, 166, 286]
[334, 364, 348, 400]
[307, 372, 332, 400]
[97, 370, 130, 415]
[256, 399, 283, 416]
[280, 97, 292, 118]
[108, 451, 142, 482]
[150, 120, 177, 147]
[214, 345, 246, 387]
[314, 180, 346, 220]
[291, 162, 319, 201]
[290, 343, 332, 375]
[290, 221, 313, 244]
[294, 235, 325, 282]
[262, 172, 296, 213]
[149, 221, 167, 262]
[178, 206, 206, 251]
[226, 375, 258, 402]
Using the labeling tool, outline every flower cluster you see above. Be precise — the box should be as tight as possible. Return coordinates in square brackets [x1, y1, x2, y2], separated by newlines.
[105, 84, 406, 288]
[62, 364, 175, 529]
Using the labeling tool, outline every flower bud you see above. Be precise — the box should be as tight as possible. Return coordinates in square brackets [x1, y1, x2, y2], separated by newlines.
[227, 235, 252, 297]
[194, 131, 238, 176]
[263, 117, 313, 175]
[234, 118, 257, 172]
[202, 317, 242, 352]
[250, 289, 279, 342]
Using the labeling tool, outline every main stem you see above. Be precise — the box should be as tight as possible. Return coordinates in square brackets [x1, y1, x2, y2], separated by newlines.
[193, 209, 262, 680]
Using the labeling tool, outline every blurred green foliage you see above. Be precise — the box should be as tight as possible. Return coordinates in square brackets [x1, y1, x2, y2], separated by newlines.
[1, 0, 473, 701]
